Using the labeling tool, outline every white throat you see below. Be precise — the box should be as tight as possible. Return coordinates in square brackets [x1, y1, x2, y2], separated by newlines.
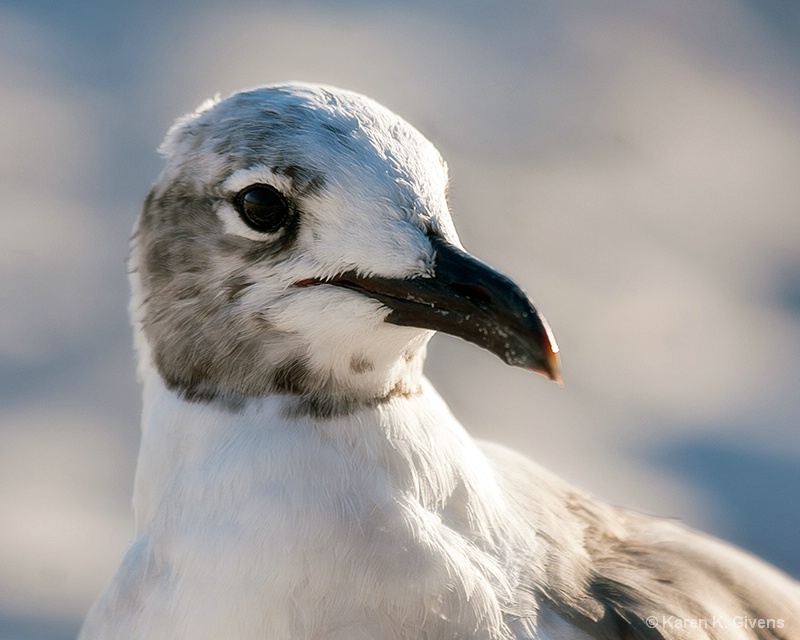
[123, 367, 520, 639]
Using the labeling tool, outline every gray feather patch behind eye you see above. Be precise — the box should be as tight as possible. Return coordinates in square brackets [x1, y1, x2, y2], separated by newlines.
[135, 178, 306, 401]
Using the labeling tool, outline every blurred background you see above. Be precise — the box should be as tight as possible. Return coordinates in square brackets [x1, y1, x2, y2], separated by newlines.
[2, 0, 800, 637]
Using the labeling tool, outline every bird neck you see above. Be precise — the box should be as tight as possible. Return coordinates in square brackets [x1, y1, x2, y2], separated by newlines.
[132, 368, 512, 546]
[127, 369, 521, 637]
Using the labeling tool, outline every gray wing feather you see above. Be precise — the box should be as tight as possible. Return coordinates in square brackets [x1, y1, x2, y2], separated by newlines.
[480, 443, 800, 640]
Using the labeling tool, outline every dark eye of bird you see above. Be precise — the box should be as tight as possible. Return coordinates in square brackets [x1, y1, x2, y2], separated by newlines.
[235, 184, 290, 233]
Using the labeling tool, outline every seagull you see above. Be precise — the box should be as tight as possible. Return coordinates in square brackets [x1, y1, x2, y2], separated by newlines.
[80, 82, 800, 640]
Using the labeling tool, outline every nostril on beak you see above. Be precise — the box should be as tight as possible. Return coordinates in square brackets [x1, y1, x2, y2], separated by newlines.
[449, 282, 492, 309]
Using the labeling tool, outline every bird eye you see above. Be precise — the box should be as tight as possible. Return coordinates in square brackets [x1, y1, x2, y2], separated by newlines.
[234, 184, 290, 234]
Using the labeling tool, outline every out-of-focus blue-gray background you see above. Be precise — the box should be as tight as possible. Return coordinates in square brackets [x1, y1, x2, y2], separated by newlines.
[2, 1, 799, 638]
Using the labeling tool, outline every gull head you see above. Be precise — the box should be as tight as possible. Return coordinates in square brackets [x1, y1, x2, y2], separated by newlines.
[130, 82, 560, 416]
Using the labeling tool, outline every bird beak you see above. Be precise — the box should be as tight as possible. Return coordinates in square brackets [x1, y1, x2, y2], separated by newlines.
[298, 236, 562, 384]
